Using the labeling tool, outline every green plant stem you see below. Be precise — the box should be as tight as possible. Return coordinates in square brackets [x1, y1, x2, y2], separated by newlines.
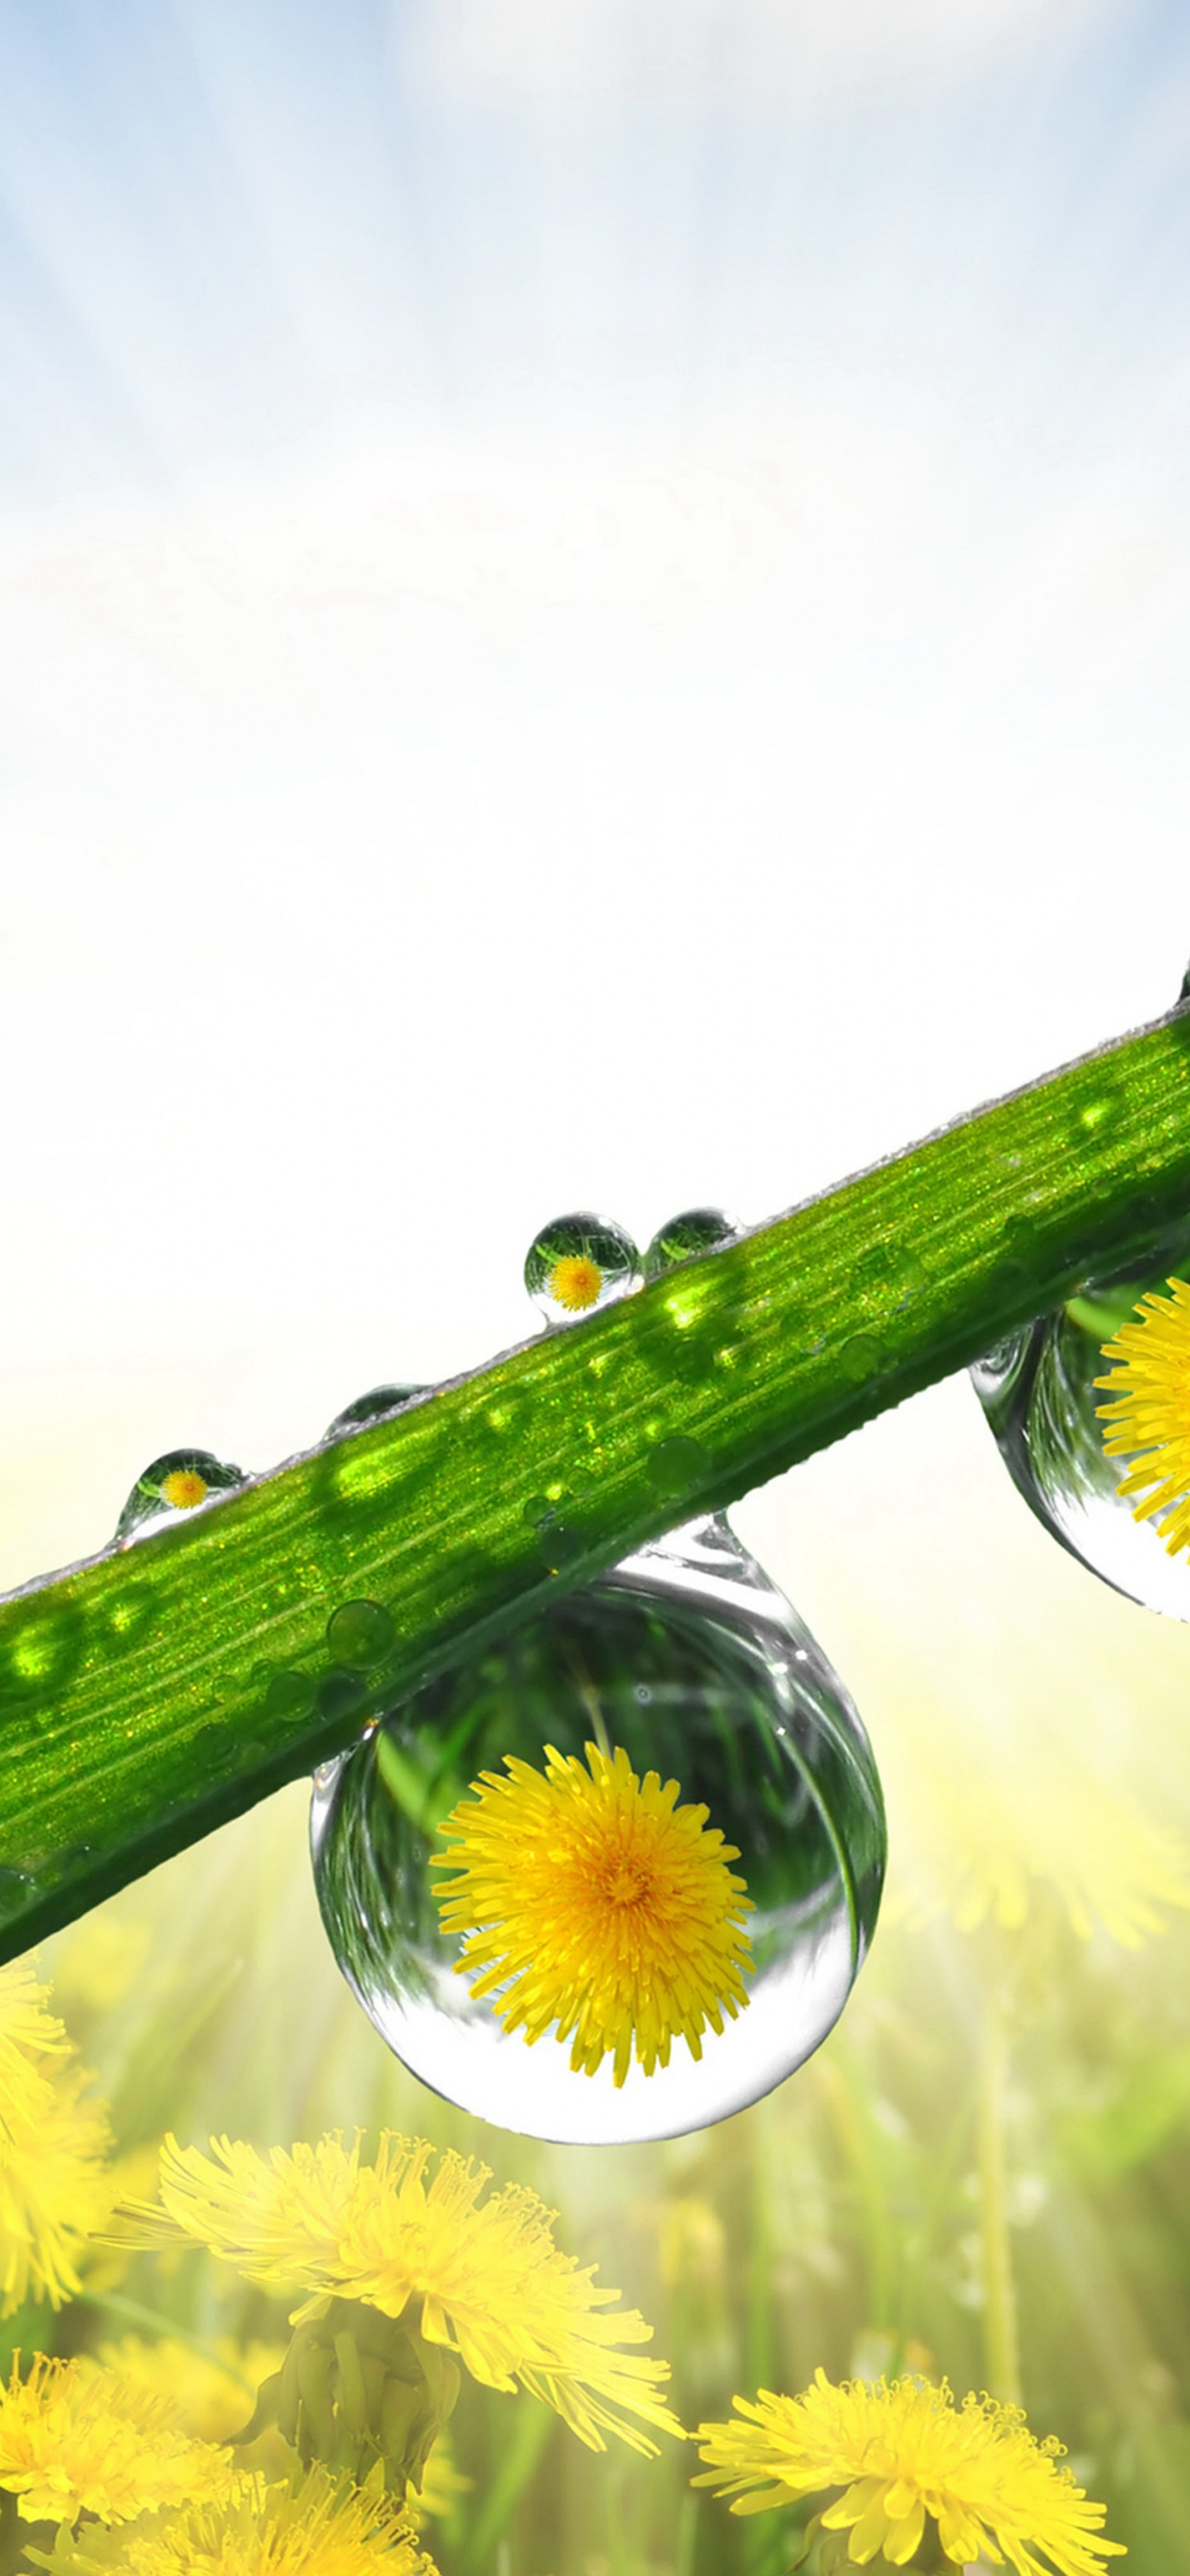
[977, 2004, 1022, 2408]
[1, 1003, 1189, 1959]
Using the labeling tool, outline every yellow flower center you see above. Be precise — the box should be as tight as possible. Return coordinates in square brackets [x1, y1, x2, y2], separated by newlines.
[547, 1254, 604, 1313]
[1096, 1276, 1190, 1558]
[159, 1469, 209, 1512]
[431, 1741, 753, 2087]
[604, 1856, 652, 1909]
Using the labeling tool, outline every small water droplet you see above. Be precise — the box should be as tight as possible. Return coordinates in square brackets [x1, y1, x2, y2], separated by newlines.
[535, 1514, 586, 1575]
[482, 1398, 528, 1438]
[101, 1584, 157, 1649]
[643, 1208, 737, 1280]
[326, 1600, 397, 1669]
[835, 1332, 889, 1386]
[524, 1212, 641, 1323]
[0, 1601, 87, 1711]
[117, 1449, 246, 1544]
[263, 1670, 318, 1721]
[647, 1435, 710, 1500]
[325, 1386, 427, 1439]
[311, 1512, 884, 2147]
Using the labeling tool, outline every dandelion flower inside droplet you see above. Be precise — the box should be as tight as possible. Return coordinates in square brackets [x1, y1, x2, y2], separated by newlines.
[1096, 1276, 1190, 1558]
[547, 1254, 605, 1313]
[523, 1212, 640, 1322]
[159, 1469, 209, 1512]
[432, 1740, 753, 2087]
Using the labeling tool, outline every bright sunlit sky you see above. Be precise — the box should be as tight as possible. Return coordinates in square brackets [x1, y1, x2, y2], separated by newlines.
[3, 0, 1190, 1626]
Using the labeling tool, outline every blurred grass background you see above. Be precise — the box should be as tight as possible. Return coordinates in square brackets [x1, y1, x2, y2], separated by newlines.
[11, 1372, 1190, 2575]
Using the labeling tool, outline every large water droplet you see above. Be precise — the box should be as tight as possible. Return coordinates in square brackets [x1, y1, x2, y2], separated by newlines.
[311, 1513, 885, 2145]
[971, 1246, 1190, 1619]
[524, 1213, 641, 1323]
[116, 1449, 246, 1544]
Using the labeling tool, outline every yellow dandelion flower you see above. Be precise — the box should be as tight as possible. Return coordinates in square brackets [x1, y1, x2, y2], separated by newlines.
[694, 2372, 1124, 2575]
[900, 1760, 1190, 1950]
[0, 1964, 115, 2315]
[547, 1254, 604, 1312]
[87, 2336, 286, 2444]
[130, 2131, 684, 2458]
[0, 2353, 234, 2525]
[25, 2466, 435, 2576]
[431, 1739, 753, 2086]
[159, 1467, 208, 1510]
[1096, 1277, 1190, 1556]
[0, 1962, 69, 2146]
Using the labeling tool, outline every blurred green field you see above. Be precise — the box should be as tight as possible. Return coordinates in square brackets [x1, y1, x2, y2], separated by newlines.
[7, 1384, 1190, 2576]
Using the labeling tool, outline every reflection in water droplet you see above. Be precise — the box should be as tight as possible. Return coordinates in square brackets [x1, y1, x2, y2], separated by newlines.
[312, 1514, 885, 2146]
[524, 1213, 641, 1324]
[324, 1387, 427, 1439]
[117, 1449, 246, 1544]
[971, 1242, 1190, 1619]
[326, 1601, 397, 1669]
[644, 1208, 737, 1280]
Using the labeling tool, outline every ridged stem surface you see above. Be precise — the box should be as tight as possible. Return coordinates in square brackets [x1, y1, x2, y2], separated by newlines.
[2, 1005, 1188, 1957]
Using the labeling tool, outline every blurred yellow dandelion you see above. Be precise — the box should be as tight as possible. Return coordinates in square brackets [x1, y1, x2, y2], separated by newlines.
[128, 2131, 684, 2457]
[901, 1760, 1190, 1950]
[0, 2354, 233, 2525]
[159, 1467, 209, 1510]
[695, 2371, 1125, 2574]
[0, 1963, 115, 2315]
[1096, 1278, 1190, 1556]
[26, 2465, 435, 2576]
[87, 2335, 286, 2444]
[0, 1961, 69, 2145]
[547, 1253, 604, 1312]
[432, 1740, 753, 2085]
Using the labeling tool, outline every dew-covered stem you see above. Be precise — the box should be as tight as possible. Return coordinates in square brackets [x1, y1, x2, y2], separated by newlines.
[1, 1001, 1189, 1957]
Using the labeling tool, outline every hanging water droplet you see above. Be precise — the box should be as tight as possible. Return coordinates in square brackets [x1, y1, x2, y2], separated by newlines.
[524, 1213, 641, 1323]
[643, 1208, 737, 1279]
[971, 1242, 1190, 1619]
[116, 1449, 246, 1544]
[325, 1387, 427, 1439]
[311, 1512, 884, 2145]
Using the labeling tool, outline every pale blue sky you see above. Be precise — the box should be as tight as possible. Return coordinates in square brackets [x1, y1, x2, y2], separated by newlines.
[2, 0, 1189, 1603]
